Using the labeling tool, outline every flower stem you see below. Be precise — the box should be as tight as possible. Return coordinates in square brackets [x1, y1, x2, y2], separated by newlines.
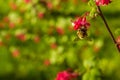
[97, 6, 120, 52]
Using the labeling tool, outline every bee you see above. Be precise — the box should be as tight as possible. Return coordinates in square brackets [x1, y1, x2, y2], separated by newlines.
[74, 26, 88, 41]
[77, 26, 88, 39]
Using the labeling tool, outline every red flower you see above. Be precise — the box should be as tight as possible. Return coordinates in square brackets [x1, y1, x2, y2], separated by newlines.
[34, 35, 40, 43]
[16, 33, 26, 42]
[116, 36, 120, 44]
[56, 27, 64, 35]
[0, 22, 5, 28]
[3, 17, 9, 22]
[24, 0, 31, 4]
[55, 70, 78, 80]
[72, 17, 90, 30]
[9, 2, 17, 10]
[95, 0, 111, 6]
[9, 22, 15, 29]
[118, 44, 120, 48]
[44, 59, 51, 66]
[47, 2, 53, 9]
[51, 43, 57, 49]
[12, 49, 20, 58]
[5, 34, 11, 40]
[0, 40, 4, 46]
[37, 12, 44, 19]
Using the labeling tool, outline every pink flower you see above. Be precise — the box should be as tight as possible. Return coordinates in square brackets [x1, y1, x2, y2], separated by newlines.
[95, 0, 111, 6]
[55, 70, 78, 80]
[72, 17, 90, 30]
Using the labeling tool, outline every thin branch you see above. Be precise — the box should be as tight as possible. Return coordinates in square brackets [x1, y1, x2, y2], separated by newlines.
[97, 6, 120, 52]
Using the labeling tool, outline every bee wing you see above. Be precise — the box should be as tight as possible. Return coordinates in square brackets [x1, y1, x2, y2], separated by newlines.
[85, 36, 93, 42]
[73, 36, 80, 42]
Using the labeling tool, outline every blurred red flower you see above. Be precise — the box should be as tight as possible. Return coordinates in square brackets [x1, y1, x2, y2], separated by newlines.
[5, 34, 11, 41]
[24, 0, 31, 4]
[34, 35, 40, 43]
[9, 22, 15, 29]
[56, 27, 64, 35]
[16, 33, 26, 42]
[37, 12, 44, 19]
[44, 59, 51, 66]
[9, 2, 17, 10]
[0, 22, 5, 28]
[0, 41, 4, 46]
[3, 17, 9, 22]
[116, 36, 120, 44]
[95, 0, 111, 6]
[55, 70, 78, 80]
[12, 49, 20, 58]
[51, 43, 57, 49]
[47, 2, 53, 9]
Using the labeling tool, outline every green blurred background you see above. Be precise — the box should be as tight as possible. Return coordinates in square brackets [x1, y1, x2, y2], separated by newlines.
[0, 0, 120, 80]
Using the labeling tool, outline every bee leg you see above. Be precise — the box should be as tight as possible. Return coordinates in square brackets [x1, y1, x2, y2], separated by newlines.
[74, 37, 80, 42]
[86, 36, 93, 41]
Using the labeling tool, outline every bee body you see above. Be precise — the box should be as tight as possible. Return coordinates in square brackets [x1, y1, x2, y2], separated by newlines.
[77, 27, 88, 39]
